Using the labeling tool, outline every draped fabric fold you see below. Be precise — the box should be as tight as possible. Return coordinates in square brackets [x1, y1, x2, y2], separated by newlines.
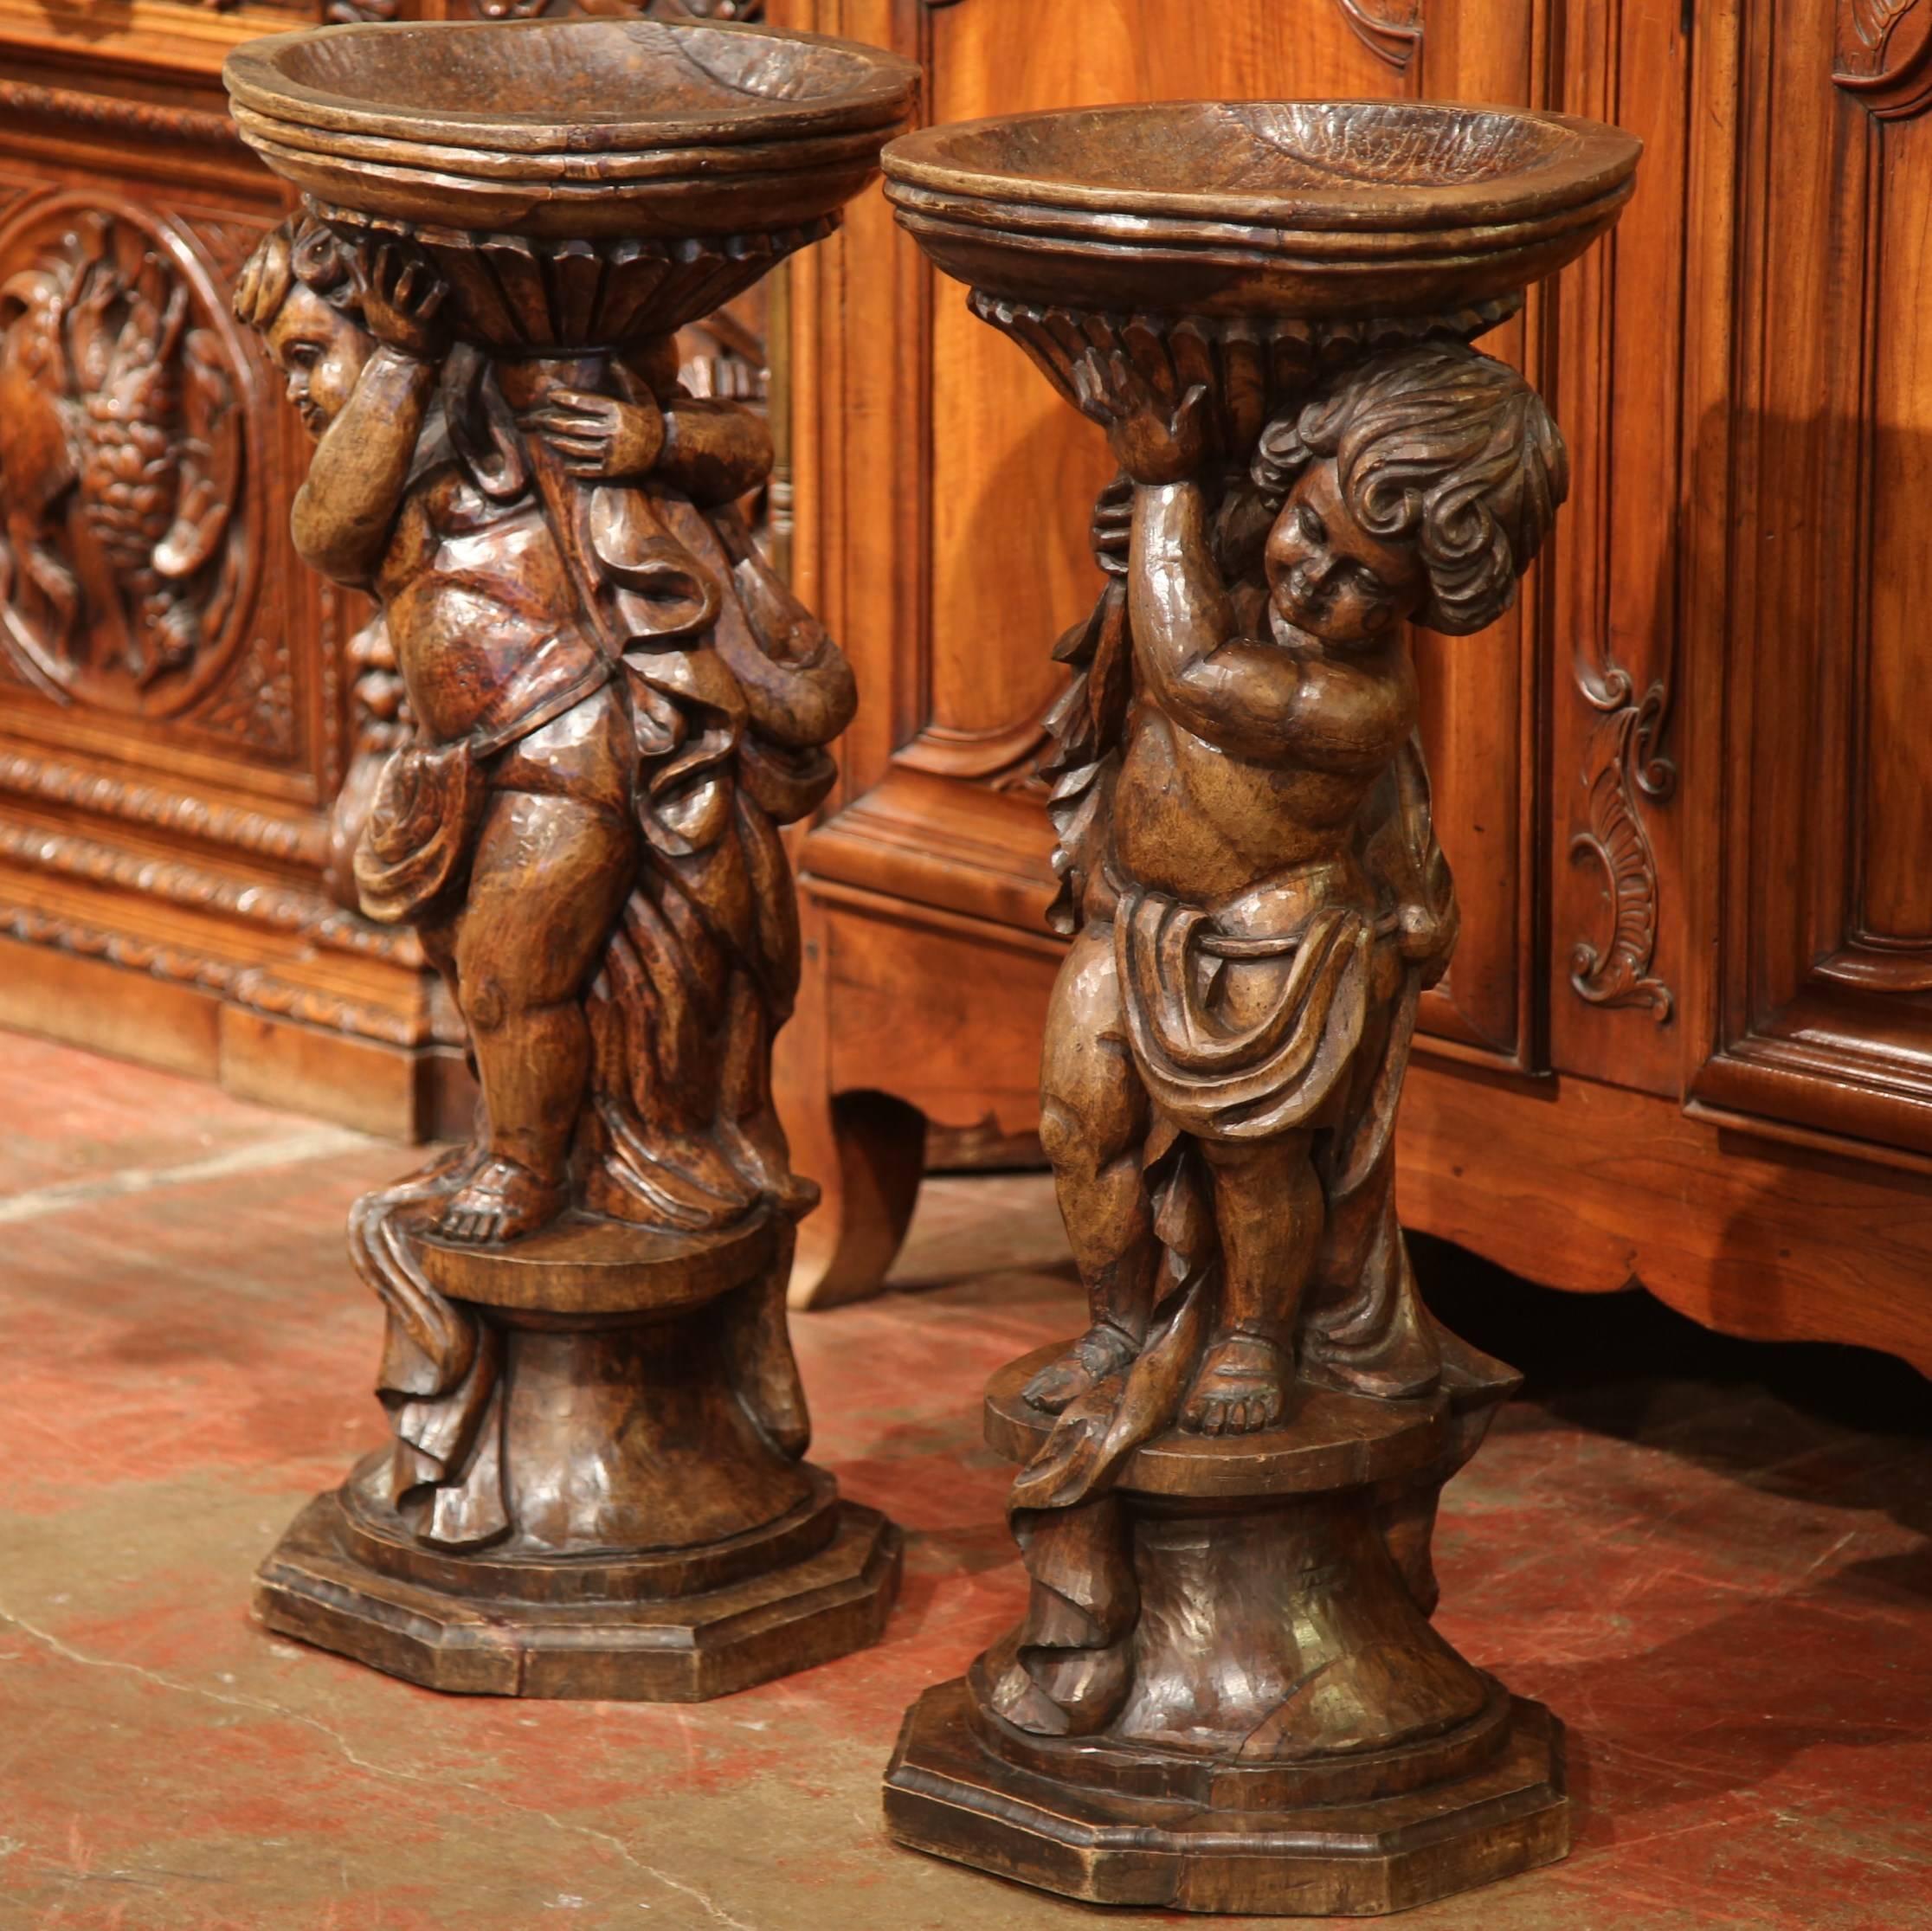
[350, 1155, 509, 1551]
[1116, 887, 1373, 1143]
[998, 874, 1444, 1733]
[579, 486, 851, 1239]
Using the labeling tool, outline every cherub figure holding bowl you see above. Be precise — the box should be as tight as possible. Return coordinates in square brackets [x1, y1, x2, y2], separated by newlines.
[235, 215, 848, 1252]
[1021, 338, 1568, 1477]
[234, 215, 854, 1535]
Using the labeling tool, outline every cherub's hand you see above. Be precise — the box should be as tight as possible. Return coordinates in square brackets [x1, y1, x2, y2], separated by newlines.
[1089, 474, 1132, 577]
[517, 388, 666, 480]
[1070, 349, 1208, 486]
[356, 242, 448, 362]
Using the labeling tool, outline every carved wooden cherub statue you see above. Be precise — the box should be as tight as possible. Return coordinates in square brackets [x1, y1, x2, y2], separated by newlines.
[230, 212, 895, 1687]
[219, 0, 914, 1701]
[237, 216, 841, 1250]
[995, 337, 1567, 1736]
[879, 92, 1634, 1910]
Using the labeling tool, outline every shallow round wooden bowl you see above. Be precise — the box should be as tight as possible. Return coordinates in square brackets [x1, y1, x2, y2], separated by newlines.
[883, 100, 1640, 319]
[224, 17, 919, 240]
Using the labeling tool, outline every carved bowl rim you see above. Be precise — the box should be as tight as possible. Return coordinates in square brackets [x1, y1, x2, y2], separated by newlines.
[223, 16, 920, 158]
[881, 99, 1640, 235]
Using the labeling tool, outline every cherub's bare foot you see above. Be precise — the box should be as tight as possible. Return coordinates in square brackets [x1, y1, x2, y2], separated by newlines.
[1181, 1332, 1290, 1436]
[1022, 1321, 1141, 1414]
[434, 1155, 565, 1245]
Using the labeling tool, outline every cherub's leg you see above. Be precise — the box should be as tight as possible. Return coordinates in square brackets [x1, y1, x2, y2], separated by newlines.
[435, 790, 634, 1242]
[417, 917, 460, 1040]
[1024, 924, 1159, 1413]
[1182, 1130, 1321, 1434]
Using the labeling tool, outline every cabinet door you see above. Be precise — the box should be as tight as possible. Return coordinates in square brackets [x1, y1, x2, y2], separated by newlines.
[782, 0, 1572, 1073]
[1688, 0, 1932, 1154]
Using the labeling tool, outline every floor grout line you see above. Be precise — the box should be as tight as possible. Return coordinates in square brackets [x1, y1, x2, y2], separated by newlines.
[0, 1126, 378, 1226]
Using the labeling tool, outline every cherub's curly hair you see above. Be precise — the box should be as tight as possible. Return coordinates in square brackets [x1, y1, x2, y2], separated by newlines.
[232, 215, 363, 333]
[1251, 342, 1568, 636]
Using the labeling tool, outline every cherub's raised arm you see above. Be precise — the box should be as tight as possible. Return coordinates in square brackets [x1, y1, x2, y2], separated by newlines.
[1128, 485, 1407, 769]
[1066, 351, 1285, 750]
[290, 346, 435, 589]
[287, 246, 445, 590]
[658, 397, 773, 507]
[1074, 346, 1411, 769]
[1128, 480, 1310, 759]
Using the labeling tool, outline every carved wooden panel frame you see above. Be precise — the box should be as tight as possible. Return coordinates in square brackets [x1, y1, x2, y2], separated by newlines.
[0, 89, 338, 834]
[787, 0, 1575, 1080]
[1536, 0, 1698, 1107]
[1689, 0, 1932, 1153]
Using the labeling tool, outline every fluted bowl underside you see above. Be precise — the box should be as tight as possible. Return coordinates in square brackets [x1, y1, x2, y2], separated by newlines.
[225, 17, 919, 240]
[883, 100, 1640, 319]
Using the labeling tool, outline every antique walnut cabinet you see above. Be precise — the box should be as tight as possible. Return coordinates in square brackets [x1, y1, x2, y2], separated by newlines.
[2, 0, 1929, 1378]
[0, 0, 780, 1138]
[771, 0, 1932, 1381]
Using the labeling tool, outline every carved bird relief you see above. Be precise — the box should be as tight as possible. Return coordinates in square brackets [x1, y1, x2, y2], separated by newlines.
[0, 210, 241, 707]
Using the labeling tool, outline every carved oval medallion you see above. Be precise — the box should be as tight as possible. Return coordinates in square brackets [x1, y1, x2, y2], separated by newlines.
[0, 193, 259, 718]
[1835, 0, 1932, 115]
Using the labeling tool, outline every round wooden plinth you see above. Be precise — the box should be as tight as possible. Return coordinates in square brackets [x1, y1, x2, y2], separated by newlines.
[255, 1485, 900, 1701]
[885, 1677, 1568, 1916]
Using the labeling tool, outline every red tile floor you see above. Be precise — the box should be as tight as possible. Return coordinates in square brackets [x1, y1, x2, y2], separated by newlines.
[0, 1033, 1927, 1931]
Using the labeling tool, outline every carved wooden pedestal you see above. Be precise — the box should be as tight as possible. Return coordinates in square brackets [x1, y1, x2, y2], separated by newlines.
[880, 102, 1639, 1912]
[260, 1212, 898, 1698]
[886, 1344, 1562, 1913]
[220, 15, 918, 1698]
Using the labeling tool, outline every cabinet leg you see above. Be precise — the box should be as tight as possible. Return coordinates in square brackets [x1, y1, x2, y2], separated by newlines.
[788, 1089, 927, 1310]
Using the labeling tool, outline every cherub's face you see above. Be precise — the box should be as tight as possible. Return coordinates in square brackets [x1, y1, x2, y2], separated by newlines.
[1264, 458, 1424, 647]
[265, 284, 370, 439]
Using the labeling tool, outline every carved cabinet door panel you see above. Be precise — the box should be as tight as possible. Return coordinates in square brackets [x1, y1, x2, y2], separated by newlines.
[1541, 0, 1697, 1084]
[0, 160, 311, 781]
[775, 0, 1585, 1300]
[1687, 0, 1932, 1153]
[0, 44, 456, 1132]
[776, 0, 1932, 1368]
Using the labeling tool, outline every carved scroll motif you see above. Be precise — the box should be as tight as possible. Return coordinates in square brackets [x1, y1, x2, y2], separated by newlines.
[1568, 671, 1675, 1022]
[1335, 0, 1426, 70]
[1835, 0, 1932, 116]
[0, 200, 254, 718]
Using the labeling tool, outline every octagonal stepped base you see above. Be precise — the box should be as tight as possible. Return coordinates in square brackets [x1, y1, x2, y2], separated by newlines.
[883, 1336, 1559, 1914]
[886, 1677, 1568, 1916]
[257, 1486, 900, 1701]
